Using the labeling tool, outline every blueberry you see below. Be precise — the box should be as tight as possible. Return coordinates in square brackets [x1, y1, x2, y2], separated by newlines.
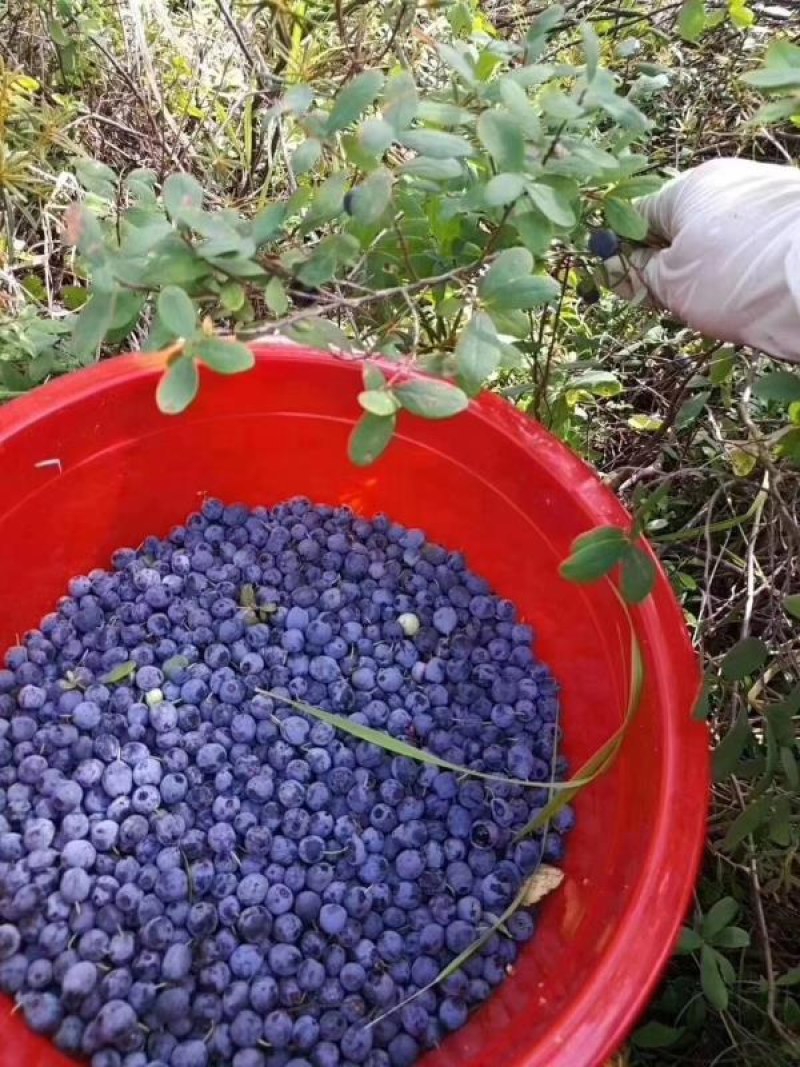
[588, 227, 621, 260]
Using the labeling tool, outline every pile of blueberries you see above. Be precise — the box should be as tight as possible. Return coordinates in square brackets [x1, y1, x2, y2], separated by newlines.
[0, 499, 571, 1067]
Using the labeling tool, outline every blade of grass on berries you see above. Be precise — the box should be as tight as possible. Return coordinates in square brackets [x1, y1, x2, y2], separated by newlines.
[514, 628, 645, 840]
[263, 690, 589, 792]
[368, 879, 532, 1028]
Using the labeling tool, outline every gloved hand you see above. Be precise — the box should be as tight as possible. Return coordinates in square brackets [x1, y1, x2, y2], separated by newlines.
[601, 158, 800, 363]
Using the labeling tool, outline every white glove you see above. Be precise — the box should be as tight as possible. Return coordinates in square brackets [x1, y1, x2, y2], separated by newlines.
[606, 158, 800, 363]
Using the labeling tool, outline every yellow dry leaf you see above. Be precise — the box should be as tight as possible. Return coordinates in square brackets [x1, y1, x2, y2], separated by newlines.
[521, 865, 565, 906]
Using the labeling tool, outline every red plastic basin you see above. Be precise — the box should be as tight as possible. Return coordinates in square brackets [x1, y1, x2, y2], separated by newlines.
[0, 346, 707, 1067]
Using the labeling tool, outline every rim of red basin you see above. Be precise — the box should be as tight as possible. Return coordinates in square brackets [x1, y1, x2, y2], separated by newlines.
[0, 345, 709, 1067]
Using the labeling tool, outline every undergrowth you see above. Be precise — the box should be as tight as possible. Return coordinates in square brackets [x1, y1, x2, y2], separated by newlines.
[0, 1, 798, 1063]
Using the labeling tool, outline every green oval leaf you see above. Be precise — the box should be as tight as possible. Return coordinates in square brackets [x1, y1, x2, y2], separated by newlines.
[157, 286, 198, 339]
[327, 70, 385, 135]
[713, 712, 751, 780]
[358, 117, 396, 156]
[701, 946, 729, 1011]
[632, 1021, 683, 1050]
[156, 356, 199, 414]
[604, 196, 648, 240]
[394, 378, 470, 419]
[721, 796, 771, 851]
[454, 312, 502, 389]
[783, 594, 800, 621]
[348, 412, 396, 466]
[620, 544, 657, 605]
[220, 281, 246, 313]
[190, 337, 255, 375]
[358, 390, 398, 416]
[382, 71, 418, 131]
[753, 370, 800, 404]
[399, 129, 475, 159]
[712, 926, 750, 950]
[702, 897, 739, 939]
[264, 277, 289, 316]
[677, 928, 704, 954]
[162, 173, 204, 221]
[476, 110, 525, 172]
[349, 168, 393, 225]
[292, 138, 322, 176]
[560, 527, 628, 584]
[485, 173, 525, 208]
[721, 637, 768, 681]
[525, 181, 576, 227]
[70, 292, 115, 364]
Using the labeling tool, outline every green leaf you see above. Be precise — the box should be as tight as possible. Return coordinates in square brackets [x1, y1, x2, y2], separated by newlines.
[437, 43, 477, 85]
[704, 896, 742, 938]
[621, 544, 657, 605]
[569, 370, 622, 397]
[157, 286, 197, 339]
[498, 79, 542, 140]
[632, 1022, 683, 1050]
[358, 117, 396, 156]
[70, 292, 115, 363]
[728, 0, 755, 30]
[480, 248, 559, 311]
[73, 158, 117, 199]
[581, 23, 601, 81]
[476, 110, 525, 172]
[721, 637, 768, 681]
[100, 661, 136, 685]
[394, 378, 470, 420]
[220, 281, 245, 312]
[784, 594, 800, 621]
[454, 312, 503, 389]
[156, 356, 199, 414]
[752, 370, 800, 404]
[560, 527, 628, 584]
[701, 946, 729, 1011]
[348, 412, 396, 466]
[777, 967, 800, 988]
[525, 182, 575, 227]
[349, 168, 393, 225]
[292, 139, 322, 176]
[382, 71, 418, 131]
[611, 175, 665, 199]
[251, 203, 288, 246]
[742, 68, 800, 91]
[713, 712, 751, 780]
[676, 391, 709, 428]
[162, 173, 204, 221]
[296, 233, 359, 288]
[712, 926, 750, 950]
[416, 102, 472, 127]
[264, 277, 289, 316]
[399, 130, 475, 159]
[604, 197, 648, 240]
[677, 928, 704, 954]
[485, 173, 525, 208]
[363, 364, 386, 392]
[722, 796, 772, 850]
[678, 0, 709, 43]
[326, 70, 385, 134]
[401, 157, 464, 181]
[131, 236, 209, 288]
[358, 390, 399, 417]
[190, 337, 255, 375]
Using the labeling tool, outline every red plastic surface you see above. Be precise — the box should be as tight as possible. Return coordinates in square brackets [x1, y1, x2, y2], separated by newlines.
[0, 347, 707, 1067]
